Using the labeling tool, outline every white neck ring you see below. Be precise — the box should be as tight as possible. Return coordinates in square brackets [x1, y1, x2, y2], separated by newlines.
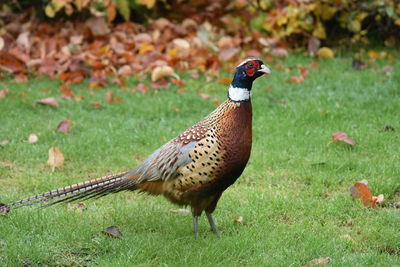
[228, 85, 251, 101]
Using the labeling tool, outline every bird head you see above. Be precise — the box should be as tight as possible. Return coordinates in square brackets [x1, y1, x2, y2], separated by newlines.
[228, 58, 270, 101]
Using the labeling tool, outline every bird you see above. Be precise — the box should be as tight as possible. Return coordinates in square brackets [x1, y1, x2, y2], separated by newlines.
[1, 58, 270, 237]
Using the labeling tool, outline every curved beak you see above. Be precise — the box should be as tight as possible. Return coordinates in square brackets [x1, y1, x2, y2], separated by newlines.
[258, 64, 271, 75]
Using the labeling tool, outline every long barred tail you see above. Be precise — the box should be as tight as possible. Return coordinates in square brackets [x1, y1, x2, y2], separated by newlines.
[3, 171, 140, 211]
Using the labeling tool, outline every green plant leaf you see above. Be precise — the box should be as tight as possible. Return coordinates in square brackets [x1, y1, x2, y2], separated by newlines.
[116, 0, 131, 21]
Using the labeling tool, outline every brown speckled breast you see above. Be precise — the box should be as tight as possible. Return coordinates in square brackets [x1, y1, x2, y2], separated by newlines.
[162, 99, 253, 215]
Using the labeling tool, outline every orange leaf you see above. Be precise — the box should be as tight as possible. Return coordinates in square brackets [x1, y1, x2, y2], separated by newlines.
[36, 97, 59, 108]
[350, 181, 376, 208]
[59, 85, 74, 99]
[47, 146, 64, 171]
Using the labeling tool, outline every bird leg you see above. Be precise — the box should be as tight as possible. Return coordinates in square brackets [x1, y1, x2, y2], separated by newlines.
[193, 215, 199, 239]
[205, 212, 218, 234]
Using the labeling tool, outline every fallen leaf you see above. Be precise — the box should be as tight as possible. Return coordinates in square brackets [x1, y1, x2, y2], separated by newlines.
[350, 180, 383, 208]
[271, 47, 288, 57]
[136, 83, 148, 93]
[59, 85, 74, 99]
[36, 97, 59, 108]
[0, 88, 9, 99]
[218, 47, 239, 61]
[151, 66, 175, 81]
[173, 38, 190, 51]
[373, 194, 384, 205]
[234, 216, 244, 224]
[0, 51, 26, 74]
[90, 102, 102, 108]
[75, 95, 84, 102]
[47, 146, 64, 171]
[316, 47, 334, 59]
[170, 209, 190, 214]
[57, 120, 72, 134]
[0, 204, 10, 216]
[101, 226, 122, 238]
[199, 93, 210, 100]
[151, 79, 170, 89]
[106, 90, 113, 103]
[118, 65, 132, 76]
[0, 140, 10, 146]
[331, 132, 356, 146]
[28, 133, 39, 144]
[304, 257, 330, 267]
[85, 17, 110, 37]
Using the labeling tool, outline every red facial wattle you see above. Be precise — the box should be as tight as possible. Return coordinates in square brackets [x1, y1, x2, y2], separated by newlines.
[244, 60, 260, 77]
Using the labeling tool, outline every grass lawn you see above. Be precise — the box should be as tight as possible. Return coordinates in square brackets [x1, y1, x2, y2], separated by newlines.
[0, 52, 399, 266]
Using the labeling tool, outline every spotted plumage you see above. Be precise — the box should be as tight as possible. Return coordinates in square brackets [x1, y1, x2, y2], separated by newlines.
[2, 58, 271, 238]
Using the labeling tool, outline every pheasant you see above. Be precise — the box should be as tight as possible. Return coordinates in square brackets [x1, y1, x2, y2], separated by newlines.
[1, 58, 270, 237]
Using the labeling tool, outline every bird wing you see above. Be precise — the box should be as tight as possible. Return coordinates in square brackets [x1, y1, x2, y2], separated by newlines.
[126, 123, 212, 182]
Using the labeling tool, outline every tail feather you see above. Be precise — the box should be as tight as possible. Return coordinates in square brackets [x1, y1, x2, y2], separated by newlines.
[7, 171, 137, 210]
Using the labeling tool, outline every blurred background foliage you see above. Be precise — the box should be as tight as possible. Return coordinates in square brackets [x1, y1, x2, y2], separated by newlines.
[2, 0, 400, 47]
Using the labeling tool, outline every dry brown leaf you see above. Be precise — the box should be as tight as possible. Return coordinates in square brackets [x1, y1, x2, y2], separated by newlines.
[36, 97, 59, 108]
[0, 140, 10, 146]
[170, 209, 190, 214]
[85, 17, 110, 37]
[234, 216, 244, 224]
[59, 85, 74, 99]
[47, 146, 64, 171]
[173, 38, 190, 51]
[101, 226, 122, 238]
[271, 47, 289, 57]
[106, 90, 113, 103]
[0, 88, 9, 99]
[90, 102, 102, 108]
[331, 131, 356, 146]
[151, 66, 175, 81]
[304, 257, 330, 267]
[28, 133, 39, 144]
[0, 51, 26, 74]
[57, 120, 72, 134]
[118, 65, 132, 76]
[218, 48, 239, 61]
[317, 47, 334, 59]
[75, 95, 84, 102]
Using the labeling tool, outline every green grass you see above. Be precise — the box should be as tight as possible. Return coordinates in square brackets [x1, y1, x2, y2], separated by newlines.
[1, 52, 399, 266]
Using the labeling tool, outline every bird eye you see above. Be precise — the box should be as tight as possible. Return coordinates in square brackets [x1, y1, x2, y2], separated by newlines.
[248, 63, 253, 67]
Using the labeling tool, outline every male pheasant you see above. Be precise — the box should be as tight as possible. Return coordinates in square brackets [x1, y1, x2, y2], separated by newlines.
[1, 58, 270, 237]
